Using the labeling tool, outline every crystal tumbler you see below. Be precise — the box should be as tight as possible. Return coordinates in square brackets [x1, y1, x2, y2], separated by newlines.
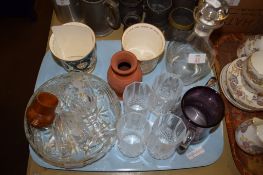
[146, 113, 186, 160]
[150, 72, 183, 116]
[123, 82, 153, 117]
[117, 112, 151, 158]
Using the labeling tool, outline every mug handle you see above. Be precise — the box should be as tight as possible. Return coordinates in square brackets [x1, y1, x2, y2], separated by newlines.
[104, 0, 121, 30]
[177, 128, 195, 154]
[205, 76, 217, 89]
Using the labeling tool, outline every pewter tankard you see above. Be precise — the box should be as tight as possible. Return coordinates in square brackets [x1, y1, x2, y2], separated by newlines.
[80, 0, 121, 36]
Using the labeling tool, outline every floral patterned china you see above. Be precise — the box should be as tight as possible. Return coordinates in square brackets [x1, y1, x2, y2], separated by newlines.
[241, 52, 263, 95]
[226, 57, 263, 110]
[237, 35, 263, 58]
[220, 63, 254, 111]
[246, 51, 263, 86]
[235, 117, 263, 155]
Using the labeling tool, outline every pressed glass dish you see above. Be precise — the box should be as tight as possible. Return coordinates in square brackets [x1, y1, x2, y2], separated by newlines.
[24, 72, 121, 168]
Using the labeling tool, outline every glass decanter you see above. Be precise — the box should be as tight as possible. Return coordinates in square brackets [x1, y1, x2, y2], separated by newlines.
[166, 0, 229, 85]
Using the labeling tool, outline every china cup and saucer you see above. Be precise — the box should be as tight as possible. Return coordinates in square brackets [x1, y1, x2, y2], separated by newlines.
[226, 57, 263, 111]
[220, 57, 263, 111]
[219, 63, 254, 111]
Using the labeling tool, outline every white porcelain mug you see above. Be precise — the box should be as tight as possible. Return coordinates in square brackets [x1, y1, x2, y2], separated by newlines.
[49, 22, 97, 73]
[121, 23, 165, 74]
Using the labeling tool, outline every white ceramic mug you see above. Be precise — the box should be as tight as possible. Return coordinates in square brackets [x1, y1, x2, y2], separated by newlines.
[49, 22, 97, 73]
[121, 23, 165, 74]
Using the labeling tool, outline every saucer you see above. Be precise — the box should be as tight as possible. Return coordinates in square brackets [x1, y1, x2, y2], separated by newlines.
[226, 57, 263, 110]
[220, 63, 254, 111]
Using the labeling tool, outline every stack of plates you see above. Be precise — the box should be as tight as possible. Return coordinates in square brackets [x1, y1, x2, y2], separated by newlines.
[220, 35, 263, 111]
[220, 58, 263, 111]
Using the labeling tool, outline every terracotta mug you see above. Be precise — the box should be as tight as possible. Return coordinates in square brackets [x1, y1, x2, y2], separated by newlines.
[26, 92, 59, 128]
[107, 50, 142, 99]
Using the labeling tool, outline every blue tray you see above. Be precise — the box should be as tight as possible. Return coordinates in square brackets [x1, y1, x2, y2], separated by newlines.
[30, 40, 224, 171]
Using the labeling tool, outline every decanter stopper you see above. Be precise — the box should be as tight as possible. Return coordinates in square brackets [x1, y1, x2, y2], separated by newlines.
[195, 0, 229, 28]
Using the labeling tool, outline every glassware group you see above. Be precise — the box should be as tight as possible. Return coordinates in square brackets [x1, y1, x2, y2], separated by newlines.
[24, 0, 230, 169]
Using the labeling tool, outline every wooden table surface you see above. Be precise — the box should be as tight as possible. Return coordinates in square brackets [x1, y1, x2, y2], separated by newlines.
[26, 13, 241, 175]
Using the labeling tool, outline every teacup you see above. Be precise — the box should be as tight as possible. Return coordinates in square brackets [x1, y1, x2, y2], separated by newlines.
[235, 117, 263, 155]
[241, 52, 263, 95]
[246, 51, 263, 86]
[237, 35, 263, 57]
[49, 22, 97, 73]
[121, 23, 165, 74]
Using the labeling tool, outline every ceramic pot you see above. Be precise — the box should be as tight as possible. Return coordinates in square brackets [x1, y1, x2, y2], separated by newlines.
[26, 91, 58, 128]
[235, 117, 263, 155]
[122, 23, 165, 74]
[107, 50, 142, 99]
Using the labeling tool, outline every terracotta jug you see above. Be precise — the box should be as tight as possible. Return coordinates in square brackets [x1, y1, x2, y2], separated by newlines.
[26, 91, 59, 128]
[107, 50, 142, 99]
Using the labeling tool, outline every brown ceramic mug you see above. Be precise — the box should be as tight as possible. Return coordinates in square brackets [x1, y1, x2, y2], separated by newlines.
[107, 50, 142, 99]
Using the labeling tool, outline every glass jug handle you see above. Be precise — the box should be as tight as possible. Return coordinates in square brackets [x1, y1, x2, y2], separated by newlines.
[205, 76, 217, 89]
[104, 0, 121, 30]
[177, 128, 195, 154]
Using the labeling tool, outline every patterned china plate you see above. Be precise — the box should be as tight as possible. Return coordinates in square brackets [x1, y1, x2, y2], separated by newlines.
[226, 57, 263, 110]
[220, 63, 254, 111]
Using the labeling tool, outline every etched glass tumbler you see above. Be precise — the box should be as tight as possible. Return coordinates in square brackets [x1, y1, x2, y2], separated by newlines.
[123, 82, 153, 117]
[150, 72, 183, 116]
[146, 113, 186, 160]
[117, 112, 151, 158]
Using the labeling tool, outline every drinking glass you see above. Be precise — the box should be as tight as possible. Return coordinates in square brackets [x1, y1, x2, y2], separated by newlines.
[119, 0, 143, 29]
[117, 112, 151, 158]
[147, 113, 187, 159]
[123, 82, 153, 117]
[150, 72, 183, 116]
[144, 0, 173, 28]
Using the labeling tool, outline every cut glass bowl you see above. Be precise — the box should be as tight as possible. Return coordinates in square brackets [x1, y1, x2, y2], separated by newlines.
[24, 72, 121, 168]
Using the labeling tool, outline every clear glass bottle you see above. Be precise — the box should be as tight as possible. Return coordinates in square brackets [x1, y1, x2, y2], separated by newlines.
[166, 0, 229, 85]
